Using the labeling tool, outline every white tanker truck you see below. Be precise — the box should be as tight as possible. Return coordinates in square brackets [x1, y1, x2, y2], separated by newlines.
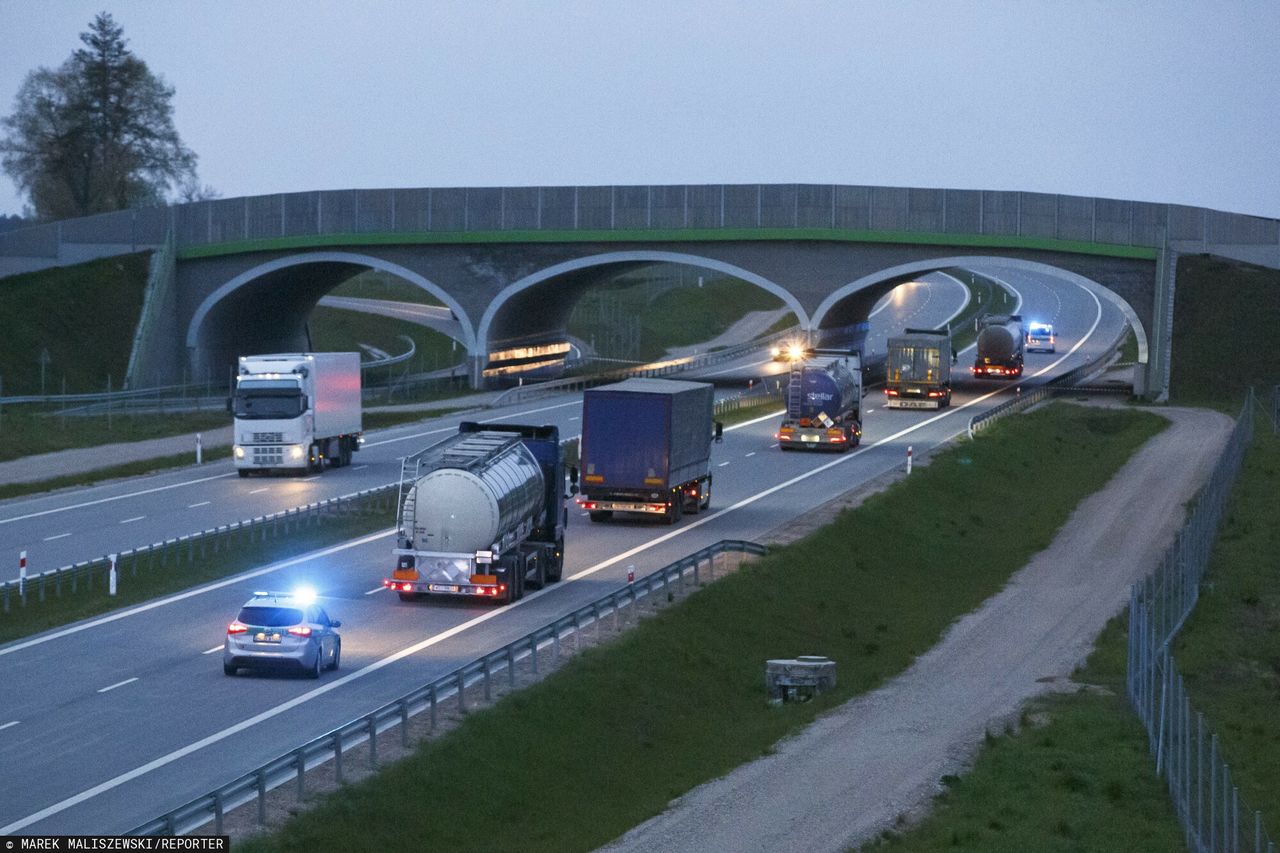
[384, 422, 567, 605]
[972, 314, 1025, 378]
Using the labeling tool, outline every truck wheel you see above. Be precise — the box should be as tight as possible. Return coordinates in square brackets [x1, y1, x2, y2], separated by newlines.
[665, 501, 682, 525]
[341, 438, 353, 466]
[237, 469, 250, 478]
[589, 510, 612, 523]
[307, 444, 322, 474]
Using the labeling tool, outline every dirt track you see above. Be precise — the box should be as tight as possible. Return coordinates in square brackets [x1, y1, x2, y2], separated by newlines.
[598, 404, 1233, 853]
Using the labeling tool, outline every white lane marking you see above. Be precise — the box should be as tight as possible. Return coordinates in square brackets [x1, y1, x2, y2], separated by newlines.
[119, 516, 145, 525]
[745, 452, 756, 457]
[42, 533, 71, 542]
[96, 677, 138, 694]
[351, 465, 368, 471]
[0, 472, 235, 527]
[865, 408, 875, 413]
[362, 400, 581, 448]
[187, 501, 211, 509]
[700, 357, 771, 378]
[0, 529, 393, 659]
[933, 271, 973, 329]
[301, 476, 321, 482]
[569, 416, 579, 421]
[202, 646, 222, 655]
[0, 721, 19, 732]
[0, 293, 1109, 831]
[0, 402, 580, 528]
[248, 487, 269, 494]
[717, 462, 731, 467]
[364, 586, 385, 595]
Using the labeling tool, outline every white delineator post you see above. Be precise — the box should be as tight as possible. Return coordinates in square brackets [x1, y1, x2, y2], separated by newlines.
[906, 445, 913, 475]
[196, 432, 203, 465]
[18, 550, 26, 597]
[108, 554, 118, 596]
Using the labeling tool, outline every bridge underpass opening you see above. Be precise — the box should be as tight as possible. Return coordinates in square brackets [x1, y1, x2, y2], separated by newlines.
[186, 255, 473, 389]
[479, 255, 805, 386]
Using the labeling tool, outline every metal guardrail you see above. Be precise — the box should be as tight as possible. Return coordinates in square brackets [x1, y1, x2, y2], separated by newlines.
[1126, 390, 1271, 853]
[1, 485, 397, 614]
[489, 326, 800, 407]
[128, 538, 768, 836]
[966, 331, 1132, 438]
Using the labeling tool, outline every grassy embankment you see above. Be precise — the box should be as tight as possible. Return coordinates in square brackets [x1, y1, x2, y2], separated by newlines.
[236, 402, 1166, 853]
[871, 255, 1280, 849]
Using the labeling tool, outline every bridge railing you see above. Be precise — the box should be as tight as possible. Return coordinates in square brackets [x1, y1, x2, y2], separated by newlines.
[5, 186, 1278, 265]
[127, 538, 768, 837]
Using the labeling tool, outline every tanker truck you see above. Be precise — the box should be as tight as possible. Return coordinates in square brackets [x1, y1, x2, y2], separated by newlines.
[384, 422, 566, 605]
[973, 314, 1025, 378]
[885, 330, 952, 409]
[577, 378, 716, 525]
[776, 350, 862, 450]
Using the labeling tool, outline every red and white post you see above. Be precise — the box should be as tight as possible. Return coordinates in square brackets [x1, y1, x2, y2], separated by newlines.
[18, 550, 26, 597]
[108, 553, 118, 596]
[906, 445, 913, 475]
[627, 564, 635, 583]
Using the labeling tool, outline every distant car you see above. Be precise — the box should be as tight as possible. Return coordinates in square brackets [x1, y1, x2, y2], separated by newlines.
[1025, 322, 1056, 354]
[223, 589, 341, 678]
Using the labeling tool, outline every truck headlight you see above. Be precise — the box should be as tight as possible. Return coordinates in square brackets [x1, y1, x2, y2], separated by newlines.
[233, 446, 245, 459]
[289, 445, 305, 460]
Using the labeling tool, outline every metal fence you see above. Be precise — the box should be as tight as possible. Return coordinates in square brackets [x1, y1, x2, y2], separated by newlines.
[1, 485, 397, 614]
[128, 538, 768, 836]
[966, 330, 1131, 437]
[1126, 390, 1272, 852]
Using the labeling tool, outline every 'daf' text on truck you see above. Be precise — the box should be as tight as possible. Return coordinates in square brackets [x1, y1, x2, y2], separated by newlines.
[776, 350, 862, 450]
[386, 422, 566, 605]
[577, 378, 716, 525]
[884, 330, 952, 409]
[231, 353, 363, 476]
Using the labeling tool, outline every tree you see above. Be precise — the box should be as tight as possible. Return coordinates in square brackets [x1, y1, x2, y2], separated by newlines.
[0, 13, 203, 220]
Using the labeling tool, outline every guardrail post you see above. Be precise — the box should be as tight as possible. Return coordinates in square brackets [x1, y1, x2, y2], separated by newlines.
[213, 791, 224, 835]
[507, 646, 516, 688]
[256, 768, 267, 825]
[400, 700, 410, 748]
[553, 624, 560, 661]
[457, 671, 467, 713]
[483, 657, 492, 702]
[296, 752, 306, 801]
[572, 612, 581, 653]
[531, 634, 539, 675]
[368, 717, 378, 768]
[430, 684, 438, 731]
[334, 732, 344, 785]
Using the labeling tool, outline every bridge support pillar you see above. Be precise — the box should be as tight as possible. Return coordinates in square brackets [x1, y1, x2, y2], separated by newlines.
[1147, 241, 1177, 402]
[468, 354, 487, 390]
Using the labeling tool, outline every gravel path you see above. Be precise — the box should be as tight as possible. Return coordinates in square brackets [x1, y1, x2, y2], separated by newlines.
[598, 403, 1233, 853]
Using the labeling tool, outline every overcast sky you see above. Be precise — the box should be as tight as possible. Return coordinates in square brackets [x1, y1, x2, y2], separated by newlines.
[1, 1, 1277, 220]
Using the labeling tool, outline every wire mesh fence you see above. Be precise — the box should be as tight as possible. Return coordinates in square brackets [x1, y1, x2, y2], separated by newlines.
[1126, 390, 1273, 852]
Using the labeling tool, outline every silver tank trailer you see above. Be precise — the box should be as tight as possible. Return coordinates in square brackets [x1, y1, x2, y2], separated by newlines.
[401, 439, 545, 555]
[977, 320, 1023, 362]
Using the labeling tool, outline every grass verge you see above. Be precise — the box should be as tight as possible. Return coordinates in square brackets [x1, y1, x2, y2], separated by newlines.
[308, 305, 463, 372]
[0, 409, 229, 463]
[1167, 416, 1280, 827]
[863, 613, 1184, 851]
[237, 402, 1166, 853]
[0, 506, 392, 645]
[0, 252, 151, 395]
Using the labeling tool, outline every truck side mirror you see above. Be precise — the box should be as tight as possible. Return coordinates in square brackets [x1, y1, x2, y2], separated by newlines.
[714, 421, 724, 443]
[567, 465, 579, 497]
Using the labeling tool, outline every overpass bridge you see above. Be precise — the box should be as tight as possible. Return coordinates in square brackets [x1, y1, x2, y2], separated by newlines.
[2, 184, 1278, 396]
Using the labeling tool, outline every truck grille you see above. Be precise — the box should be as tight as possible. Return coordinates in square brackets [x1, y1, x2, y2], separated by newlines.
[252, 446, 284, 465]
[252, 432, 284, 443]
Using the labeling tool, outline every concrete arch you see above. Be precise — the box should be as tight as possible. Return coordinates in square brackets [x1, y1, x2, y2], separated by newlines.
[476, 250, 810, 353]
[812, 255, 1148, 364]
[185, 251, 477, 352]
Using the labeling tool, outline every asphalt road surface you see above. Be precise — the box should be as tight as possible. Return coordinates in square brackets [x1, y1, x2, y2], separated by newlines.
[0, 265, 1124, 833]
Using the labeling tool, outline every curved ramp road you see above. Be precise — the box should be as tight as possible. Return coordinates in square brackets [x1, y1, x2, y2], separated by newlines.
[0, 267, 1124, 834]
[598, 405, 1233, 853]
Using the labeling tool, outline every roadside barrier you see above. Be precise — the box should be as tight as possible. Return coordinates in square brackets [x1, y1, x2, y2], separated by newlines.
[1126, 390, 1273, 853]
[1, 484, 398, 614]
[128, 538, 768, 837]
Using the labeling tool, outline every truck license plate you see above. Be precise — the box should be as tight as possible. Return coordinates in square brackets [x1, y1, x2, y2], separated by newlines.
[800, 435, 820, 442]
[429, 584, 460, 593]
[895, 400, 935, 409]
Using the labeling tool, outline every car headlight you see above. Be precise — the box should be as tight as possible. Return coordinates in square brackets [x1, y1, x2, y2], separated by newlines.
[233, 446, 245, 459]
[289, 445, 305, 460]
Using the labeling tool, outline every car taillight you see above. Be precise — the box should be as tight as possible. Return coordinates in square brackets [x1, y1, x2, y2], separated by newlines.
[227, 621, 248, 635]
[287, 625, 312, 637]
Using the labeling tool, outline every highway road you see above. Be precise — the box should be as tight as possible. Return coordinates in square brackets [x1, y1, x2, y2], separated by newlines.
[0, 266, 1126, 834]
